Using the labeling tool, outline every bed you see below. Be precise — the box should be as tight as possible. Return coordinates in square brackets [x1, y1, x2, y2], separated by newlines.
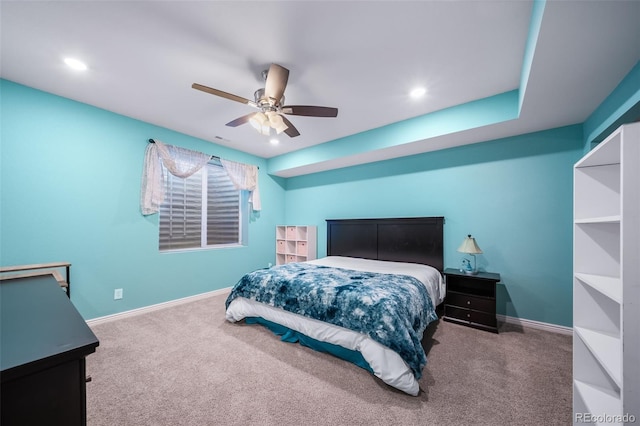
[225, 217, 445, 395]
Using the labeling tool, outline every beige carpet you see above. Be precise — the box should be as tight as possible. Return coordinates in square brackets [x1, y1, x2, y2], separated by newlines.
[86, 292, 572, 426]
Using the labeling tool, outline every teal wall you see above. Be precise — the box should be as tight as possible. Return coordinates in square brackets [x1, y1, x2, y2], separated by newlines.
[0, 80, 285, 320]
[283, 126, 583, 327]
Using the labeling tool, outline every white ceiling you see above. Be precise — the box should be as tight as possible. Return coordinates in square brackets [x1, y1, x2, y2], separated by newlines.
[2, 1, 639, 175]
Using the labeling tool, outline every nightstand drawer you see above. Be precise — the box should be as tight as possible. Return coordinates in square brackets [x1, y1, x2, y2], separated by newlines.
[446, 291, 495, 314]
[445, 305, 497, 328]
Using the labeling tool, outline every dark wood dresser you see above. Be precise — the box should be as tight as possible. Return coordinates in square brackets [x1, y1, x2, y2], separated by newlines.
[443, 268, 501, 333]
[1, 275, 99, 426]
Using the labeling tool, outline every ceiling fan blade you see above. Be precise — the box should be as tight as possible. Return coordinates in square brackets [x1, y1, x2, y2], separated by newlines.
[264, 64, 289, 103]
[280, 115, 300, 138]
[192, 83, 252, 105]
[226, 113, 256, 127]
[281, 105, 338, 118]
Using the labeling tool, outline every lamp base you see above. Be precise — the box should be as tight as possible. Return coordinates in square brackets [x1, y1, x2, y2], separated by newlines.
[464, 270, 478, 275]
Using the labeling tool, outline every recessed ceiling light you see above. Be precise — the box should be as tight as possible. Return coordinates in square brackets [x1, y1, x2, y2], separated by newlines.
[64, 57, 88, 71]
[269, 138, 279, 145]
[409, 87, 426, 98]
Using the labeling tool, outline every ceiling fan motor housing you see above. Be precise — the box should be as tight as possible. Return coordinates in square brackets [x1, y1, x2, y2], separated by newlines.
[254, 88, 283, 111]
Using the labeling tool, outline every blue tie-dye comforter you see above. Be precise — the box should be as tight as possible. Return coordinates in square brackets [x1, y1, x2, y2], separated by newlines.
[225, 262, 438, 379]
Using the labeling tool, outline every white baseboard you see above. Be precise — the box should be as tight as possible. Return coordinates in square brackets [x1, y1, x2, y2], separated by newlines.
[86, 287, 232, 327]
[87, 289, 573, 336]
[497, 314, 573, 335]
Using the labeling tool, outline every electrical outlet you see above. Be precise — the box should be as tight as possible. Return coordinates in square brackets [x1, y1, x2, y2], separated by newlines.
[114, 288, 123, 300]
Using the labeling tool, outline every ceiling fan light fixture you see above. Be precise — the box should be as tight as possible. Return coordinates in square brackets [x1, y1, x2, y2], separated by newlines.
[273, 123, 288, 134]
[249, 112, 268, 131]
[265, 110, 277, 122]
[267, 112, 288, 134]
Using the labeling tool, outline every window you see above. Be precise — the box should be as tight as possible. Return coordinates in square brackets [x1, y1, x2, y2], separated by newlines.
[159, 160, 247, 251]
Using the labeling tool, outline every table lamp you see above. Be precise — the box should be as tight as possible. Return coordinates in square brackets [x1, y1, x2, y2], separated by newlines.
[457, 234, 483, 275]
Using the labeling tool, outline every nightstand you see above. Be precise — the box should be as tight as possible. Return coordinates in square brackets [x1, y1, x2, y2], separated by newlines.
[443, 268, 501, 333]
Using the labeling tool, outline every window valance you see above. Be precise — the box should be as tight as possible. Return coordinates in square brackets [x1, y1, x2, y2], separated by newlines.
[140, 139, 261, 215]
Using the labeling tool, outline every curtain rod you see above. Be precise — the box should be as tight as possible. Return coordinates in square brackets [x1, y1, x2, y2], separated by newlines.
[148, 139, 220, 161]
[147, 139, 259, 169]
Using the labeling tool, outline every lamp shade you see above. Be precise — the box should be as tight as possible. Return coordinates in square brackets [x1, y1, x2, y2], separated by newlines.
[457, 234, 483, 254]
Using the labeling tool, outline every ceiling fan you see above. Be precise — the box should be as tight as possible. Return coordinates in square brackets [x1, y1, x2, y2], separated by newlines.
[192, 63, 338, 138]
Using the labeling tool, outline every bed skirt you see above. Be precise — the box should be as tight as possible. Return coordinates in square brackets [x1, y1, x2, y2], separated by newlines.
[245, 317, 374, 373]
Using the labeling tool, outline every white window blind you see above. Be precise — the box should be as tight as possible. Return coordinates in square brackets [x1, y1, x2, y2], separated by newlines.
[159, 161, 243, 251]
[206, 164, 240, 245]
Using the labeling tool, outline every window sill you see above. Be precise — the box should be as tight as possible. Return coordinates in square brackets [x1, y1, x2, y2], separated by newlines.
[160, 243, 246, 254]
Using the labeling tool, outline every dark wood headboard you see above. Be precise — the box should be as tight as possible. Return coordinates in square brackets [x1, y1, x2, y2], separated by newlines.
[326, 217, 444, 271]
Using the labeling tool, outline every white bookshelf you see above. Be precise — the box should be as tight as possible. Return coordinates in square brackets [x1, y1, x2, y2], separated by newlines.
[573, 122, 640, 425]
[275, 225, 317, 265]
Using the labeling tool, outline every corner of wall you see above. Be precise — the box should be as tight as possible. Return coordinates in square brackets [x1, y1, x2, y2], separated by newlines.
[583, 60, 640, 149]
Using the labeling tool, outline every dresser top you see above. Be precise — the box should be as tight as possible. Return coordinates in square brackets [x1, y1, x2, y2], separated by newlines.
[1, 275, 99, 376]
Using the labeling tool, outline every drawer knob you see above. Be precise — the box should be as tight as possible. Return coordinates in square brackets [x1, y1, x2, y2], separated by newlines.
[467, 301, 471, 305]
[467, 314, 471, 318]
